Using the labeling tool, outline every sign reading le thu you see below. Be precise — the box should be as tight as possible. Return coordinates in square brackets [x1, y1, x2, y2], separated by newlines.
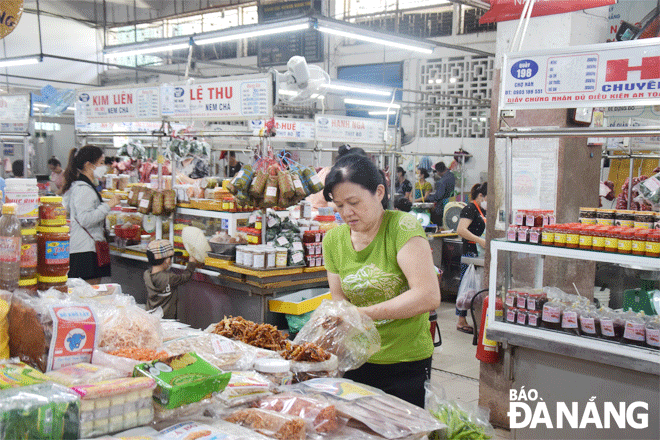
[0, 0, 23, 39]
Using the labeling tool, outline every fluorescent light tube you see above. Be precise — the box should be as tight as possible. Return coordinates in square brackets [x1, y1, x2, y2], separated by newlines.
[317, 25, 434, 54]
[0, 55, 41, 68]
[105, 42, 190, 58]
[195, 23, 309, 46]
[278, 89, 298, 96]
[344, 98, 400, 108]
[322, 83, 391, 96]
[369, 110, 398, 115]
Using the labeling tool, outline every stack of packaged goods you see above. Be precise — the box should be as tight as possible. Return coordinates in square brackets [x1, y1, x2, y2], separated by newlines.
[36, 196, 70, 293]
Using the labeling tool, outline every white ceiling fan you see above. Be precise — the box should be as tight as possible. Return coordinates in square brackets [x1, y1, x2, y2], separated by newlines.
[273, 56, 330, 106]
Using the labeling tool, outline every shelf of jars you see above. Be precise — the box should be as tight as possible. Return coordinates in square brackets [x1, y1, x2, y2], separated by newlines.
[486, 240, 660, 376]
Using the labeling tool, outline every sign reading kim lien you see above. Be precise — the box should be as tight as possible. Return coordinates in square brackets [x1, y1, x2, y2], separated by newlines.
[500, 39, 660, 110]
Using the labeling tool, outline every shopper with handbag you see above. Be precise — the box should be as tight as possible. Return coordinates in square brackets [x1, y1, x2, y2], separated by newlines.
[63, 145, 120, 284]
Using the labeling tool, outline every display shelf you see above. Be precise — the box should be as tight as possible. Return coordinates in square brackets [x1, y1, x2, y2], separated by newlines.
[491, 239, 660, 270]
[487, 239, 660, 376]
[487, 321, 660, 375]
[176, 207, 252, 236]
[110, 247, 221, 278]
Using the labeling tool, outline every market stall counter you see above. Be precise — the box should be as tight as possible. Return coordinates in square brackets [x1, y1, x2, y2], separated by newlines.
[110, 248, 328, 330]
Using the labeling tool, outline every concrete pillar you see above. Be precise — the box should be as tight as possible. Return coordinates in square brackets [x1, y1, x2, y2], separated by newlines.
[481, 8, 610, 428]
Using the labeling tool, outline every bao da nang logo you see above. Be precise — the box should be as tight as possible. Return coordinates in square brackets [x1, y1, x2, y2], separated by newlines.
[508, 387, 651, 437]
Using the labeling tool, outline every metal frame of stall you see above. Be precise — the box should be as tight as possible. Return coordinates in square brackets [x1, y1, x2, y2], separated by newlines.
[1, 95, 33, 179]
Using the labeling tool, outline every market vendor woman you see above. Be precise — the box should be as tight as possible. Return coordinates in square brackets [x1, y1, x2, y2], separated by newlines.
[322, 154, 440, 408]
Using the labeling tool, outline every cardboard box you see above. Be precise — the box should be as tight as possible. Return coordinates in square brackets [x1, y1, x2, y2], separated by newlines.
[269, 288, 332, 315]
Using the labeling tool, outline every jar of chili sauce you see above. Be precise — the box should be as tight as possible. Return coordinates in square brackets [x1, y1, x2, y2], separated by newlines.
[591, 226, 608, 252]
[541, 226, 555, 246]
[554, 225, 567, 247]
[565, 224, 580, 249]
[39, 196, 67, 226]
[578, 225, 594, 250]
[37, 275, 68, 293]
[37, 226, 70, 278]
[617, 228, 635, 254]
[603, 227, 619, 253]
[631, 229, 650, 256]
[646, 231, 660, 258]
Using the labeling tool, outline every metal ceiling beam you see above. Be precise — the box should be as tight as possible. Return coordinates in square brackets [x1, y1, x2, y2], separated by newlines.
[0, 73, 99, 87]
[450, 0, 491, 10]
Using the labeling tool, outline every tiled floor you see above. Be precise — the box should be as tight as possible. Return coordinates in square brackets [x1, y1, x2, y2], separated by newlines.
[430, 301, 512, 440]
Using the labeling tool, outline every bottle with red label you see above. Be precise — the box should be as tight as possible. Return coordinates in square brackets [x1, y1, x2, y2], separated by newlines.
[0, 203, 22, 291]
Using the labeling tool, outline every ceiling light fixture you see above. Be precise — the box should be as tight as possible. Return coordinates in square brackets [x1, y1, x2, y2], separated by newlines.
[195, 22, 310, 46]
[321, 83, 391, 96]
[104, 40, 191, 58]
[0, 55, 42, 68]
[368, 110, 398, 116]
[315, 17, 435, 54]
[344, 98, 401, 109]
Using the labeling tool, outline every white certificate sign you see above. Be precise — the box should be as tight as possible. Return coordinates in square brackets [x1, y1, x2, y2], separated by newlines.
[161, 76, 271, 121]
[0, 95, 30, 125]
[500, 39, 660, 110]
[271, 119, 315, 141]
[315, 115, 386, 145]
[75, 86, 160, 127]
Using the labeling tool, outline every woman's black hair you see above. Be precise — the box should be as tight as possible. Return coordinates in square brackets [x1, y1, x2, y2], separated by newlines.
[470, 182, 488, 200]
[396, 166, 405, 176]
[63, 145, 104, 193]
[11, 160, 24, 177]
[47, 157, 61, 168]
[394, 197, 412, 212]
[435, 162, 447, 173]
[323, 154, 389, 210]
[337, 144, 366, 161]
[146, 250, 168, 266]
[418, 168, 429, 179]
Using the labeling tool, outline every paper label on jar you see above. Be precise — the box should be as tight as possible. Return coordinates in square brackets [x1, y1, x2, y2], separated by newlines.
[249, 214, 257, 224]
[562, 311, 579, 329]
[253, 254, 265, 268]
[646, 241, 660, 253]
[642, 176, 660, 193]
[580, 317, 597, 334]
[45, 241, 70, 265]
[277, 236, 289, 246]
[307, 256, 316, 267]
[527, 298, 537, 310]
[579, 236, 592, 246]
[566, 234, 580, 245]
[604, 237, 617, 248]
[292, 241, 303, 251]
[516, 296, 526, 309]
[593, 236, 605, 247]
[139, 198, 150, 209]
[517, 231, 528, 241]
[4, 190, 39, 219]
[316, 256, 323, 266]
[632, 241, 644, 252]
[20, 242, 37, 268]
[517, 311, 527, 325]
[506, 309, 517, 323]
[528, 313, 539, 326]
[47, 304, 98, 371]
[554, 234, 566, 244]
[265, 186, 278, 197]
[507, 229, 517, 241]
[542, 306, 561, 323]
[506, 293, 515, 308]
[292, 251, 304, 264]
[600, 319, 615, 337]
[646, 328, 660, 347]
[515, 213, 525, 226]
[541, 231, 554, 242]
[623, 321, 645, 342]
[618, 240, 632, 252]
[211, 337, 237, 354]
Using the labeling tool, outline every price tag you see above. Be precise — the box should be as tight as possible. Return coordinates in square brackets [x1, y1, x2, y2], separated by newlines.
[277, 236, 289, 246]
[157, 155, 165, 164]
[266, 186, 278, 197]
[293, 179, 303, 189]
[212, 337, 237, 354]
[292, 251, 304, 264]
[139, 199, 150, 209]
[292, 241, 303, 251]
[249, 214, 257, 224]
[268, 217, 278, 228]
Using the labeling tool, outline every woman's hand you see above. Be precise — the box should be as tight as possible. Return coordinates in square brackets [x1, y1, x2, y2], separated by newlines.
[107, 194, 121, 209]
[478, 237, 487, 248]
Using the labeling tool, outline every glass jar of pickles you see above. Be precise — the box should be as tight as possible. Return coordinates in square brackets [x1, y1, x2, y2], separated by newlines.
[614, 210, 635, 228]
[579, 207, 597, 225]
[596, 209, 616, 226]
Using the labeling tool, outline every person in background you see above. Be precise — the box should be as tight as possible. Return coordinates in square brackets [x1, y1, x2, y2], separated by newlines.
[62, 145, 120, 284]
[411, 168, 433, 203]
[394, 197, 412, 212]
[11, 160, 24, 177]
[48, 157, 65, 195]
[225, 151, 242, 178]
[428, 162, 455, 228]
[395, 167, 412, 200]
[322, 153, 440, 408]
[144, 240, 201, 320]
[455, 182, 487, 334]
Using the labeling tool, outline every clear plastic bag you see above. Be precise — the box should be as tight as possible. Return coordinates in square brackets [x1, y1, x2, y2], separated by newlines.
[293, 300, 381, 373]
[46, 362, 124, 386]
[291, 378, 444, 439]
[634, 172, 660, 206]
[290, 354, 340, 383]
[254, 393, 344, 434]
[456, 264, 481, 311]
[164, 332, 256, 371]
[217, 370, 273, 407]
[225, 407, 306, 440]
[96, 303, 163, 352]
[424, 381, 492, 440]
[156, 419, 272, 440]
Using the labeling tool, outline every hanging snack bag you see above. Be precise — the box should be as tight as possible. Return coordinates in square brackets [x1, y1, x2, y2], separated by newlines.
[233, 164, 255, 192]
[138, 188, 154, 215]
[250, 170, 268, 199]
[263, 175, 279, 208]
[291, 172, 307, 199]
[307, 168, 324, 194]
[163, 189, 177, 214]
[151, 191, 164, 216]
[277, 171, 295, 200]
[127, 186, 140, 207]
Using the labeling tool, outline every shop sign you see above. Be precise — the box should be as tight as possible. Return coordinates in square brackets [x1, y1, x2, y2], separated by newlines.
[74, 86, 160, 126]
[251, 118, 315, 141]
[160, 76, 271, 121]
[480, 0, 615, 24]
[0, 0, 23, 39]
[0, 94, 30, 124]
[500, 39, 660, 110]
[315, 115, 387, 145]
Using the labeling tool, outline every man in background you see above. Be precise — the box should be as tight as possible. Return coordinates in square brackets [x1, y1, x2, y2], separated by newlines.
[225, 151, 242, 178]
[429, 161, 455, 228]
[11, 160, 25, 177]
